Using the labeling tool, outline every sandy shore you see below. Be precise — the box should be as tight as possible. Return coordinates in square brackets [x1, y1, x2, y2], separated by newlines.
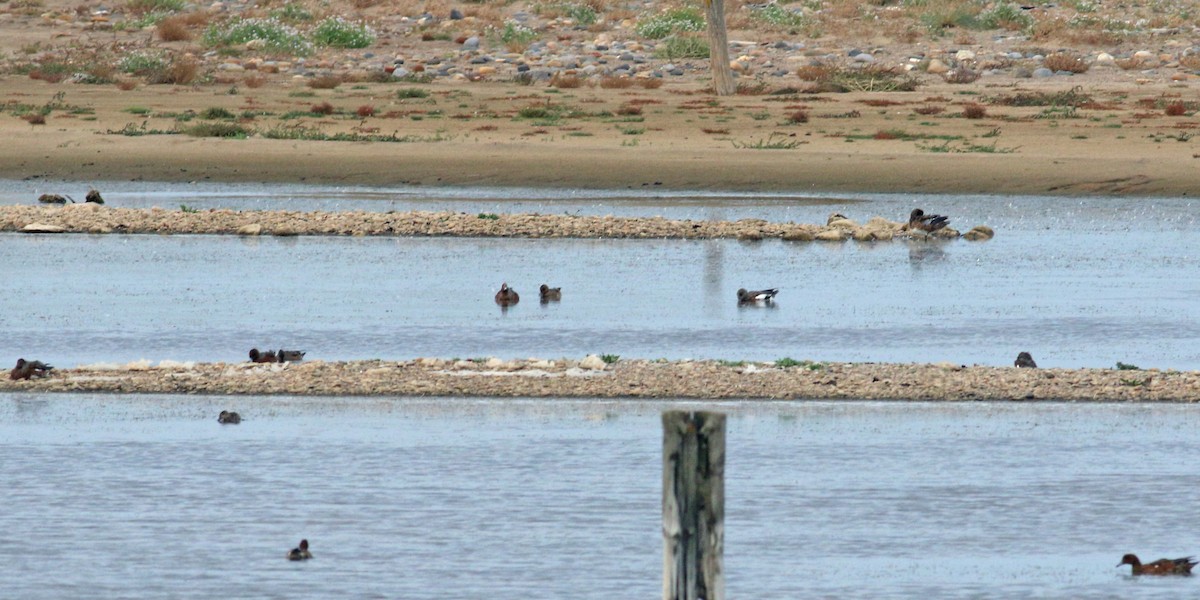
[2, 358, 1194, 402]
[1, 203, 988, 241]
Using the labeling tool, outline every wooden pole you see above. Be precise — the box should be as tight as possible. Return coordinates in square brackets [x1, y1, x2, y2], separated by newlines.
[662, 410, 725, 600]
[703, 0, 735, 96]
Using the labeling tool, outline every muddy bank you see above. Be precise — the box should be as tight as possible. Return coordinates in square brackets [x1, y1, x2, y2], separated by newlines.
[0, 204, 980, 241]
[3, 358, 1194, 402]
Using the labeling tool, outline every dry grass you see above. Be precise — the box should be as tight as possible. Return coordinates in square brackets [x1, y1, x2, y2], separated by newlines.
[311, 102, 335, 115]
[116, 79, 138, 91]
[914, 105, 944, 115]
[1165, 101, 1187, 117]
[356, 104, 376, 117]
[796, 64, 833, 82]
[599, 76, 634, 89]
[308, 75, 342, 89]
[21, 113, 46, 125]
[616, 104, 642, 116]
[701, 127, 729, 134]
[146, 58, 199, 85]
[638, 78, 663, 90]
[962, 103, 987, 119]
[474, 124, 498, 131]
[243, 74, 267, 88]
[787, 110, 809, 124]
[549, 73, 583, 89]
[156, 16, 192, 42]
[1180, 54, 1200, 71]
[1043, 53, 1089, 74]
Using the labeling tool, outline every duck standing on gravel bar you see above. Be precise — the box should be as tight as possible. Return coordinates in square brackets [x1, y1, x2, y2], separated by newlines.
[737, 288, 779, 305]
[277, 349, 306, 362]
[217, 410, 242, 424]
[539, 284, 562, 303]
[288, 539, 313, 561]
[10, 358, 54, 380]
[249, 348, 279, 363]
[1117, 554, 1197, 575]
[906, 208, 950, 233]
[1014, 352, 1038, 368]
[495, 283, 519, 306]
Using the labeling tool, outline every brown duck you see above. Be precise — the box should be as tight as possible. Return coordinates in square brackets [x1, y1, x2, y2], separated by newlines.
[907, 208, 950, 233]
[1117, 554, 1197, 576]
[737, 288, 779, 305]
[539, 284, 562, 303]
[288, 539, 313, 561]
[495, 283, 519, 306]
[10, 358, 54, 380]
[249, 348, 278, 363]
[1014, 352, 1038, 368]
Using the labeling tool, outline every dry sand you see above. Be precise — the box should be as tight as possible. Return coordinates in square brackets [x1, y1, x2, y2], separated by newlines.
[3, 358, 1196, 402]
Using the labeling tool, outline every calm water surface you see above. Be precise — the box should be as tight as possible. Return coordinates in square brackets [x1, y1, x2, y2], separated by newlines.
[2, 181, 1199, 369]
[3, 396, 1199, 599]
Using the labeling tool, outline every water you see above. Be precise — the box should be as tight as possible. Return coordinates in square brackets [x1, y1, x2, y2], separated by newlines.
[2, 226, 1199, 369]
[3, 395, 1198, 598]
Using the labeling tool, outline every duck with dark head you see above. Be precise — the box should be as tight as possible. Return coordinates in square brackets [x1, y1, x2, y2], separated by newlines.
[249, 348, 278, 363]
[495, 283, 519, 307]
[288, 539, 313, 561]
[1117, 554, 1196, 576]
[539, 284, 561, 303]
[10, 358, 53, 380]
[907, 208, 950, 233]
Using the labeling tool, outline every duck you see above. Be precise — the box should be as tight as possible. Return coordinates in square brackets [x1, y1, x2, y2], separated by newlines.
[277, 349, 306, 362]
[249, 348, 278, 363]
[1117, 554, 1197, 576]
[10, 358, 53, 380]
[539, 284, 562, 303]
[288, 539, 313, 561]
[906, 208, 950, 233]
[85, 189, 104, 204]
[1014, 352, 1038, 368]
[37, 193, 70, 204]
[737, 288, 779, 305]
[217, 410, 242, 424]
[495, 283, 519, 306]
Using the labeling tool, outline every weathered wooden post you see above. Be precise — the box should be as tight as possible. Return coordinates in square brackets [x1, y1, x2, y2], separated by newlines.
[663, 410, 725, 600]
[703, 0, 735, 96]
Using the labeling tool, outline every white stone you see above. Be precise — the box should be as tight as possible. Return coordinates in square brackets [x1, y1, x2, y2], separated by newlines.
[955, 49, 976, 61]
[237, 224, 262, 236]
[579, 354, 608, 370]
[22, 223, 66, 233]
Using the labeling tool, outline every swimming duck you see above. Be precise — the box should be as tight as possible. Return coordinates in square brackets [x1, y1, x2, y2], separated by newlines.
[539, 284, 562, 303]
[906, 208, 950, 233]
[249, 348, 278, 363]
[737, 288, 779, 305]
[1014, 352, 1038, 368]
[1117, 554, 1196, 576]
[288, 539, 313, 561]
[495, 283, 519, 306]
[85, 189, 104, 204]
[217, 410, 242, 424]
[10, 358, 54, 380]
[277, 349, 306, 362]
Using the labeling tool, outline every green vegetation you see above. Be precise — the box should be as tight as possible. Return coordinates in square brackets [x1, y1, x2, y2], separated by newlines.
[600, 354, 620, 364]
[495, 21, 538, 50]
[732, 133, 806, 149]
[653, 36, 709, 60]
[752, 4, 809, 29]
[1115, 362, 1141, 370]
[203, 17, 313, 56]
[311, 17, 375, 48]
[118, 52, 168, 75]
[635, 8, 704, 39]
[200, 107, 236, 120]
[397, 88, 431, 99]
[180, 204, 200, 213]
[269, 2, 313, 23]
[477, 213, 500, 220]
[184, 122, 249, 138]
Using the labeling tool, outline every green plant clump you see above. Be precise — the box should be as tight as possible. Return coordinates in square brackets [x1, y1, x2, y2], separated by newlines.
[311, 17, 375, 48]
[635, 8, 704, 39]
[753, 4, 808, 28]
[270, 2, 313, 23]
[653, 35, 709, 59]
[203, 17, 313, 56]
[600, 354, 620, 364]
[118, 51, 168, 75]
